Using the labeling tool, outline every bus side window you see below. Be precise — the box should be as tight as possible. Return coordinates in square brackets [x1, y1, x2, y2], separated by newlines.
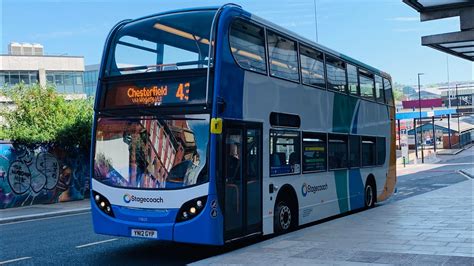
[302, 132, 327, 172]
[270, 130, 300, 176]
[328, 134, 348, 170]
[267, 31, 299, 82]
[300, 45, 326, 89]
[347, 64, 359, 96]
[326, 56, 347, 93]
[359, 69, 375, 100]
[361, 136, 376, 166]
[375, 75, 384, 103]
[229, 19, 267, 74]
[349, 135, 360, 168]
[383, 78, 394, 106]
[376, 137, 386, 165]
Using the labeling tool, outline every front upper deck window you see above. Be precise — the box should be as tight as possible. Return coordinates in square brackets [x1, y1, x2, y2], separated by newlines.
[107, 10, 216, 76]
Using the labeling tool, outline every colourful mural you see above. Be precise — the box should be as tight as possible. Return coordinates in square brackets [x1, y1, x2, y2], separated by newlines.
[0, 142, 89, 209]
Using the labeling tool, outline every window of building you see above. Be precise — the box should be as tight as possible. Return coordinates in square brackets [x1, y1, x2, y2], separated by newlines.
[349, 135, 360, 168]
[229, 20, 267, 74]
[9, 72, 20, 85]
[383, 78, 394, 106]
[270, 130, 300, 176]
[361, 136, 376, 166]
[302, 132, 327, 172]
[347, 64, 358, 95]
[376, 137, 386, 165]
[375, 75, 384, 103]
[0, 71, 39, 87]
[326, 56, 347, 93]
[300, 45, 325, 88]
[328, 134, 348, 170]
[267, 31, 299, 81]
[359, 70, 374, 100]
[0, 73, 5, 86]
[46, 71, 85, 94]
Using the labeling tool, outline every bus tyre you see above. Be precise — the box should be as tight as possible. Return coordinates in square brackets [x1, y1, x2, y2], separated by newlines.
[274, 200, 293, 233]
[364, 181, 376, 208]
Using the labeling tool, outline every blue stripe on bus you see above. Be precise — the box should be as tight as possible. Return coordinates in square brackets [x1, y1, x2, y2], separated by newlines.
[213, 7, 248, 120]
[351, 102, 360, 134]
[349, 169, 364, 210]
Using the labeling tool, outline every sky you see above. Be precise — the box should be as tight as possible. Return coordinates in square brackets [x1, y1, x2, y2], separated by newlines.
[1, 0, 472, 86]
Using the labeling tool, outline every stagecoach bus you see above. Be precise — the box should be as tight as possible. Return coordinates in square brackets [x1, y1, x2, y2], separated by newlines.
[91, 4, 396, 245]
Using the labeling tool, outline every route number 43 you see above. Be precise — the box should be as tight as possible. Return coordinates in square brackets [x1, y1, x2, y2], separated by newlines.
[176, 82, 190, 101]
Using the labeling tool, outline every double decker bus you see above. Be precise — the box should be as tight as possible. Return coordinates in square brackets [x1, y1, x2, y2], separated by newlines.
[91, 4, 396, 245]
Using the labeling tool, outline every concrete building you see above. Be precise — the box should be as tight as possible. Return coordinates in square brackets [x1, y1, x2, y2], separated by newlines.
[438, 84, 474, 114]
[84, 64, 100, 97]
[0, 42, 85, 94]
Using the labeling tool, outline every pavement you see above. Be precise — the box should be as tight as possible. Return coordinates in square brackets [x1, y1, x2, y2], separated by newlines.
[192, 179, 474, 265]
[0, 199, 90, 224]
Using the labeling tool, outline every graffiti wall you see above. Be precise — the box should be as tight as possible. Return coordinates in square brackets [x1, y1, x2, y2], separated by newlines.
[0, 142, 89, 209]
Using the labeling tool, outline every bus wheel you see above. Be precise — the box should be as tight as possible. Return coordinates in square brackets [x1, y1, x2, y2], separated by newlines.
[274, 200, 293, 233]
[364, 181, 376, 208]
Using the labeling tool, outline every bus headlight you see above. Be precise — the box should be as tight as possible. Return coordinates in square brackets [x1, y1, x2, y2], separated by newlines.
[176, 196, 207, 222]
[92, 191, 115, 218]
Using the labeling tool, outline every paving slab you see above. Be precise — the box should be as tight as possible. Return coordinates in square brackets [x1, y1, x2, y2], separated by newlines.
[0, 199, 91, 224]
[192, 180, 474, 265]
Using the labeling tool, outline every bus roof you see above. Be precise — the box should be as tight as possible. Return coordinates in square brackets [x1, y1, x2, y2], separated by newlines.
[246, 12, 391, 80]
[119, 4, 391, 80]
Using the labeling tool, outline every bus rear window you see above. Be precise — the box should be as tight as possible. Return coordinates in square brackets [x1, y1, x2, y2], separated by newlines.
[107, 10, 216, 76]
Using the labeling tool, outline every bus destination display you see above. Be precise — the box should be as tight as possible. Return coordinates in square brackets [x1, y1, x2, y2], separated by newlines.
[104, 76, 206, 108]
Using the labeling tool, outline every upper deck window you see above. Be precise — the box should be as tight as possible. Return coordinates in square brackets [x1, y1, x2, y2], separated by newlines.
[229, 20, 266, 74]
[106, 10, 216, 76]
[267, 31, 299, 82]
[326, 56, 347, 93]
[300, 45, 326, 88]
[347, 64, 359, 95]
[383, 78, 394, 106]
[359, 69, 375, 100]
[375, 75, 384, 103]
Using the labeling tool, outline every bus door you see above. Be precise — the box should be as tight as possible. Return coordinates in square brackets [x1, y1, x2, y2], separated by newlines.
[223, 122, 262, 240]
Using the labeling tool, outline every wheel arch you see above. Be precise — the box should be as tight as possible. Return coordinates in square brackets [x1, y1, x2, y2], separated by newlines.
[366, 173, 377, 203]
[275, 184, 299, 226]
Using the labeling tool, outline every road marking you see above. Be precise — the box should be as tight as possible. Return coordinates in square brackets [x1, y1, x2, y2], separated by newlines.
[458, 170, 473, 180]
[0, 257, 32, 265]
[0, 212, 90, 226]
[76, 238, 118, 249]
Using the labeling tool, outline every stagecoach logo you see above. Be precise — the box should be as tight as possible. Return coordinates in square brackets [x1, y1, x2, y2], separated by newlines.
[122, 193, 164, 204]
[301, 183, 328, 197]
[123, 194, 132, 203]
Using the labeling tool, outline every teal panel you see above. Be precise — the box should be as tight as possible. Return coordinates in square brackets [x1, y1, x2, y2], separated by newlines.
[334, 170, 348, 213]
[332, 94, 358, 133]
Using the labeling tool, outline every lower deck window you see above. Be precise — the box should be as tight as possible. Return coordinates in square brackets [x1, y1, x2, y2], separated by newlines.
[362, 136, 376, 166]
[270, 130, 300, 176]
[376, 137, 386, 165]
[328, 134, 348, 169]
[302, 132, 327, 172]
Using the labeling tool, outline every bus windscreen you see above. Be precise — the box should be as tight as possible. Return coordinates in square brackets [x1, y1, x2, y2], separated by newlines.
[106, 10, 216, 77]
[94, 114, 209, 190]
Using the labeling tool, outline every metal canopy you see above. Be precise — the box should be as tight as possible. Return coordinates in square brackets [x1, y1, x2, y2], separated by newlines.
[403, 0, 474, 61]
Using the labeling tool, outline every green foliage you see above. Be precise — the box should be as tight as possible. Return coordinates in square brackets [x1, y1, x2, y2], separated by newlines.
[0, 83, 93, 151]
[393, 89, 404, 102]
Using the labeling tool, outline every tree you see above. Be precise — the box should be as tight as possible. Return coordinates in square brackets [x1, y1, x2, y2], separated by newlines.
[0, 83, 93, 151]
[393, 89, 404, 102]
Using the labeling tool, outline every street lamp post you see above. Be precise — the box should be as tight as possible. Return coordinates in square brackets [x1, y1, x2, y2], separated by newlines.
[418, 73, 425, 163]
[455, 84, 460, 137]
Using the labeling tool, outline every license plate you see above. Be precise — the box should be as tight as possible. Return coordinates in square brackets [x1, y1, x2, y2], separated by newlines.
[131, 229, 157, 239]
